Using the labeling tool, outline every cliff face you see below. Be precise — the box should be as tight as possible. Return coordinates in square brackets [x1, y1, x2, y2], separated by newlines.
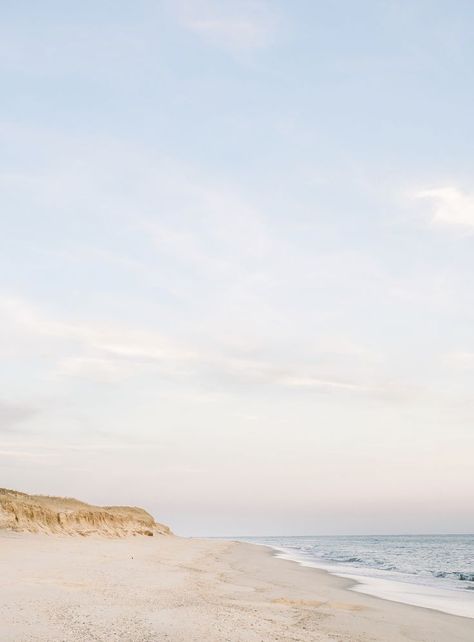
[0, 488, 171, 537]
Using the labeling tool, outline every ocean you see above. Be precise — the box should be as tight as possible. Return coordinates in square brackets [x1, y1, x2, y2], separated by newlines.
[239, 534, 474, 619]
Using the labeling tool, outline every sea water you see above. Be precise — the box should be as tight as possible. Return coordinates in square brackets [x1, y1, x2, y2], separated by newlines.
[240, 534, 474, 619]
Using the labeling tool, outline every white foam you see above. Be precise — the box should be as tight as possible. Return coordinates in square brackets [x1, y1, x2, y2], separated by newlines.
[270, 547, 474, 619]
[340, 572, 474, 619]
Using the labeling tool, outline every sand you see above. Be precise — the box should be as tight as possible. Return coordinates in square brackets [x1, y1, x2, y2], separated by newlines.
[1, 532, 472, 641]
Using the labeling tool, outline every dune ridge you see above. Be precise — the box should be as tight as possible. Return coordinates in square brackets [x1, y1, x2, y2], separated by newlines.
[0, 488, 171, 537]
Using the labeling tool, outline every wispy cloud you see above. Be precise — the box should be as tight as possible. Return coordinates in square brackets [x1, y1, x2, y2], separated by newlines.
[279, 375, 372, 393]
[172, 0, 279, 53]
[0, 449, 53, 460]
[0, 295, 198, 383]
[415, 186, 474, 229]
[0, 400, 38, 433]
[0, 294, 379, 395]
[446, 351, 474, 368]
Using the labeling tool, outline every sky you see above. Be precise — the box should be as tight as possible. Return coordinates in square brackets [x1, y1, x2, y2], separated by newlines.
[1, 0, 474, 536]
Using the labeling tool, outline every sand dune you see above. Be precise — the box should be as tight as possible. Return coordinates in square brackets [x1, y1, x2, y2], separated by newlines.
[0, 488, 171, 537]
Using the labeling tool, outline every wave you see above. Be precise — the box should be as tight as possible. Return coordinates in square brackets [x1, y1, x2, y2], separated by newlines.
[433, 571, 474, 582]
[327, 555, 365, 563]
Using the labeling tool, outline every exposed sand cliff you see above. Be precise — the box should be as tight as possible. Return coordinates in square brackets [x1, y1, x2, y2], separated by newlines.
[0, 488, 171, 537]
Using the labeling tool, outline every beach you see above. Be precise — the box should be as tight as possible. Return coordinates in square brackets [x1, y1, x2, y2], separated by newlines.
[3, 3, 474, 640]
[1, 532, 472, 641]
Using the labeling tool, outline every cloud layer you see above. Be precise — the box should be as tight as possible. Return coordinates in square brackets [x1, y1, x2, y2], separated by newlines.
[2, 2, 474, 535]
[172, 0, 279, 52]
[416, 187, 474, 229]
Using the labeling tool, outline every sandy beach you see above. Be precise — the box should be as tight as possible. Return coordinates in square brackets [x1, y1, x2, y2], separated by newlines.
[1, 532, 472, 642]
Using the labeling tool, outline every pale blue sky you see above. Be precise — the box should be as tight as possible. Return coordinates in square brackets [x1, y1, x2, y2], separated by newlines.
[1, 1, 474, 535]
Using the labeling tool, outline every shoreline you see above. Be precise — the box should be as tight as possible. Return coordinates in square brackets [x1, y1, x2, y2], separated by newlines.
[262, 543, 474, 620]
[1, 532, 473, 641]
